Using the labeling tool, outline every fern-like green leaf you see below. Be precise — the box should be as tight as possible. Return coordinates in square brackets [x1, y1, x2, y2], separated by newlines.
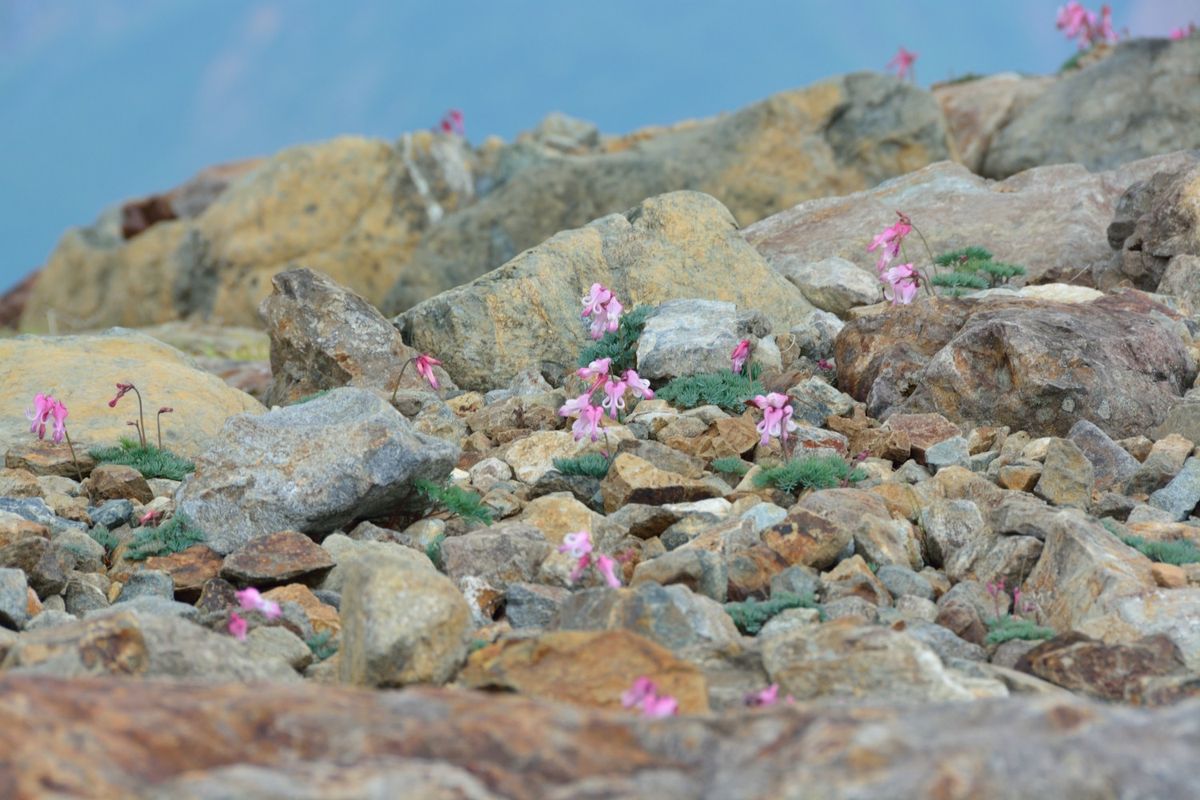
[657, 366, 764, 414]
[753, 455, 866, 494]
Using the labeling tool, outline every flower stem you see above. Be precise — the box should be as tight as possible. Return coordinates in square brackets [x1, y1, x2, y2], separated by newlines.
[130, 386, 147, 448]
[390, 358, 417, 404]
[62, 427, 83, 483]
[156, 413, 163, 449]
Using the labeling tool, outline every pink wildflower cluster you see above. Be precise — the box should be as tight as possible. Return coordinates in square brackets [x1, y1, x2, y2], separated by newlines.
[581, 283, 623, 340]
[558, 530, 621, 588]
[559, 357, 653, 441]
[25, 393, 69, 444]
[227, 587, 283, 642]
[867, 212, 919, 305]
[730, 339, 752, 374]
[1056, 2, 1117, 48]
[439, 109, 465, 136]
[750, 393, 797, 449]
[621, 676, 678, 718]
[1171, 23, 1196, 40]
[885, 46, 918, 80]
[391, 352, 443, 402]
[744, 683, 795, 708]
[986, 577, 1036, 620]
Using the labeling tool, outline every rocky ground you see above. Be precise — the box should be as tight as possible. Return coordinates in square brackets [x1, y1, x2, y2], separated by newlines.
[2, 35, 1200, 799]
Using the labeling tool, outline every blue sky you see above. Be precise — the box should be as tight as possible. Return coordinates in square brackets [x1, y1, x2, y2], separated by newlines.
[0, 0, 1193, 292]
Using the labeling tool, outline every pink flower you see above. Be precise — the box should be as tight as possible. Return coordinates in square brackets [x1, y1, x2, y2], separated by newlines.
[414, 354, 442, 390]
[1057, 2, 1117, 48]
[25, 393, 53, 439]
[236, 587, 282, 620]
[577, 357, 612, 386]
[581, 283, 613, 318]
[621, 676, 677, 718]
[1170, 24, 1196, 39]
[601, 377, 628, 419]
[49, 400, 68, 444]
[744, 683, 795, 707]
[867, 213, 912, 275]
[571, 403, 605, 442]
[439, 109, 465, 136]
[558, 530, 594, 560]
[589, 296, 623, 339]
[751, 393, 798, 447]
[559, 392, 594, 418]
[139, 508, 162, 526]
[228, 611, 248, 642]
[623, 370, 653, 400]
[885, 46, 918, 80]
[731, 339, 751, 374]
[816, 358, 834, 371]
[108, 382, 134, 408]
[883, 263, 919, 305]
[594, 554, 622, 588]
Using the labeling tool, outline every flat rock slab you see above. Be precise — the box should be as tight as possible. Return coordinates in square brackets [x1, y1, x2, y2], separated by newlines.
[0, 677, 1198, 799]
[220, 530, 335, 587]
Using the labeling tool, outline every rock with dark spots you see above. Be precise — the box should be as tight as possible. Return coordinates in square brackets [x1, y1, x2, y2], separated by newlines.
[505, 583, 571, 629]
[837, 294, 1194, 439]
[1067, 419, 1140, 491]
[876, 564, 935, 601]
[983, 37, 1200, 177]
[115, 570, 175, 603]
[1017, 632, 1191, 704]
[0, 537, 71, 598]
[439, 522, 552, 593]
[142, 545, 223, 600]
[219, 530, 335, 587]
[176, 388, 459, 554]
[600, 453, 720, 514]
[923, 436, 970, 473]
[552, 583, 740, 653]
[895, 619, 987, 663]
[87, 465, 153, 505]
[631, 548, 728, 602]
[88, 499, 133, 530]
[0, 568, 28, 629]
[259, 268, 456, 407]
[1033, 439, 1094, 509]
[1149, 457, 1200, 521]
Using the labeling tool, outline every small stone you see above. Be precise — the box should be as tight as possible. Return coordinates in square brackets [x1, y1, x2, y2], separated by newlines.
[924, 436, 970, 473]
[263, 584, 340, 637]
[1033, 439, 1094, 509]
[246, 625, 313, 672]
[1068, 419, 1140, 491]
[4, 440, 97, 479]
[876, 564, 935, 601]
[220, 530, 335, 587]
[894, 595, 939, 622]
[600, 453, 720, 514]
[143, 545, 223, 601]
[998, 464, 1042, 491]
[769, 565, 821, 599]
[0, 568, 29, 629]
[115, 570, 175, 603]
[505, 582, 570, 629]
[0, 467, 41, 498]
[777, 256, 880, 317]
[631, 548, 727, 602]
[89, 499, 134, 530]
[1148, 457, 1200, 521]
[881, 414, 961, 463]
[1152, 562, 1187, 589]
[87, 464, 153, 505]
[0, 537, 71, 597]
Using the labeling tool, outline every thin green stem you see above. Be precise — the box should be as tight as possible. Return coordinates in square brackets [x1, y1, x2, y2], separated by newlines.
[62, 427, 83, 483]
[130, 386, 147, 448]
[390, 358, 416, 404]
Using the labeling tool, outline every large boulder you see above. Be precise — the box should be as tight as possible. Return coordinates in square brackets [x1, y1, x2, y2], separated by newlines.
[835, 293, 1194, 439]
[0, 330, 262, 459]
[259, 268, 455, 406]
[932, 73, 1054, 174]
[175, 387, 459, 554]
[21, 133, 476, 331]
[982, 37, 1200, 178]
[1105, 157, 1200, 294]
[396, 191, 816, 390]
[381, 74, 950, 313]
[743, 152, 1199, 288]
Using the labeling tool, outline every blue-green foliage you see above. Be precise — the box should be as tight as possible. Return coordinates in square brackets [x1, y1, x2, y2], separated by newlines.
[753, 455, 867, 494]
[724, 592, 818, 635]
[932, 246, 1027, 297]
[710, 457, 750, 477]
[306, 631, 339, 661]
[414, 479, 493, 526]
[657, 363, 764, 414]
[125, 514, 206, 561]
[1119, 534, 1200, 566]
[89, 438, 195, 481]
[552, 453, 612, 478]
[577, 305, 655, 374]
[985, 615, 1055, 646]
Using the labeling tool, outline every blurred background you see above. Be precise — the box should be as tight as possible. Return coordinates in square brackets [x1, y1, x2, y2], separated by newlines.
[0, 0, 1193, 291]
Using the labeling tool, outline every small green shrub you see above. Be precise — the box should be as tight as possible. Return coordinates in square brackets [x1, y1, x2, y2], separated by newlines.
[931, 246, 1027, 297]
[414, 479, 493, 526]
[89, 438, 195, 481]
[753, 455, 866, 494]
[291, 389, 331, 405]
[125, 513, 206, 561]
[306, 631, 339, 661]
[724, 591, 818, 635]
[577, 305, 654, 374]
[468, 637, 491, 654]
[656, 364, 764, 414]
[710, 457, 750, 477]
[552, 453, 611, 478]
[1120, 534, 1200, 566]
[88, 525, 120, 555]
[934, 246, 994, 267]
[985, 616, 1056, 646]
[425, 531, 447, 570]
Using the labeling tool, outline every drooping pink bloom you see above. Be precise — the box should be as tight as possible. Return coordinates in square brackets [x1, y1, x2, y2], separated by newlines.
[883, 263, 919, 305]
[601, 377, 628, 419]
[589, 295, 623, 339]
[108, 382, 134, 408]
[228, 611, 248, 642]
[885, 47, 918, 80]
[558, 530, 594, 560]
[25, 393, 53, 439]
[236, 587, 283, 620]
[571, 403, 605, 442]
[621, 676, 657, 708]
[414, 354, 442, 390]
[640, 693, 679, 718]
[1057, 2, 1118, 48]
[581, 283, 614, 318]
[49, 400, 68, 444]
[867, 213, 912, 275]
[159, 406, 174, 415]
[559, 393, 594, 418]
[731, 339, 751, 374]
[621, 676, 678, 718]
[139, 508, 162, 527]
[751, 393, 798, 448]
[623, 370, 653, 400]
[594, 553, 622, 588]
[745, 684, 780, 707]
[439, 109, 465, 136]
[1057, 2, 1092, 38]
[1170, 23, 1196, 39]
[577, 357, 612, 386]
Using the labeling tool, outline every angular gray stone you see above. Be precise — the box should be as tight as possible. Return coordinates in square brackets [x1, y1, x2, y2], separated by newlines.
[439, 522, 552, 592]
[1034, 438, 1095, 509]
[116, 570, 176, 603]
[1149, 457, 1200, 521]
[0, 537, 71, 598]
[552, 583, 740, 653]
[87, 595, 200, 622]
[876, 564, 935, 601]
[786, 310, 843, 363]
[176, 388, 460, 554]
[89, 499, 134, 530]
[777, 256, 880, 317]
[635, 299, 764, 381]
[1067, 419, 1140, 491]
[920, 499, 989, 570]
[505, 582, 570, 629]
[0, 568, 28, 629]
[630, 548, 728, 602]
[0, 497, 85, 537]
[924, 436, 970, 473]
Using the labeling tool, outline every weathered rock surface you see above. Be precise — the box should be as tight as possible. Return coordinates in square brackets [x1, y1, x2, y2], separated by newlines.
[397, 191, 815, 390]
[384, 74, 950, 313]
[634, 299, 767, 381]
[836, 294, 1194, 438]
[932, 73, 1053, 173]
[0, 330, 262, 459]
[745, 152, 1198, 287]
[22, 133, 475, 330]
[983, 37, 1200, 177]
[176, 388, 459, 553]
[259, 268, 455, 406]
[1105, 157, 1200, 293]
